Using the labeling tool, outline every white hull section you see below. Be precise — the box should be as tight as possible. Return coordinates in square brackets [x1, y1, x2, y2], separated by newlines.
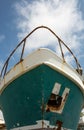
[10, 120, 72, 130]
[0, 48, 84, 94]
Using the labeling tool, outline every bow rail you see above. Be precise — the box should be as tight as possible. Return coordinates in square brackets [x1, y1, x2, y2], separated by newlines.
[0, 26, 82, 78]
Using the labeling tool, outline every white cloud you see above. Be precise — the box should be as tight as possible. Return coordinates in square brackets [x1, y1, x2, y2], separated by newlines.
[14, 0, 84, 65]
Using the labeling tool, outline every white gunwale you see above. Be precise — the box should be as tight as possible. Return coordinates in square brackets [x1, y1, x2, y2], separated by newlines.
[0, 48, 84, 94]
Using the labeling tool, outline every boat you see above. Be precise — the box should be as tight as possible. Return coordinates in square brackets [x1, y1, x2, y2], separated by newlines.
[0, 26, 84, 130]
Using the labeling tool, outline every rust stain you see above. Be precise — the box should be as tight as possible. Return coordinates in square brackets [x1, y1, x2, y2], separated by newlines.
[56, 120, 63, 130]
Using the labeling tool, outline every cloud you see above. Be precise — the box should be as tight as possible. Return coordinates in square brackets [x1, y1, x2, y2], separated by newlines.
[0, 35, 5, 43]
[14, 0, 84, 65]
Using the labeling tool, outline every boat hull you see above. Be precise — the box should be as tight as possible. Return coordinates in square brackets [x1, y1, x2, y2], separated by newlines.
[0, 64, 84, 130]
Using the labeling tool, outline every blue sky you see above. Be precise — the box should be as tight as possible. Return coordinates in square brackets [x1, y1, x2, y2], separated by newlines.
[0, 0, 84, 120]
[0, 0, 84, 72]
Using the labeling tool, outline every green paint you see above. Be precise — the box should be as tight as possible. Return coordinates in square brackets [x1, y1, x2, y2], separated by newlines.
[0, 65, 84, 130]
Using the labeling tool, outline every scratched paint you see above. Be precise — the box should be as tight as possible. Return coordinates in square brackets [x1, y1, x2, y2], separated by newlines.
[0, 65, 83, 130]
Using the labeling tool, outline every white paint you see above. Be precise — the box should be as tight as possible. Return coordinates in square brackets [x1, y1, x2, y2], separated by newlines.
[10, 120, 72, 130]
[0, 110, 4, 122]
[62, 88, 70, 100]
[52, 82, 61, 95]
[59, 87, 70, 113]
[0, 48, 84, 94]
[11, 120, 54, 130]
[46, 82, 70, 114]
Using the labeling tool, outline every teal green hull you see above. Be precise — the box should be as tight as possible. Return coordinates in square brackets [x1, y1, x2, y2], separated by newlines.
[0, 65, 84, 130]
